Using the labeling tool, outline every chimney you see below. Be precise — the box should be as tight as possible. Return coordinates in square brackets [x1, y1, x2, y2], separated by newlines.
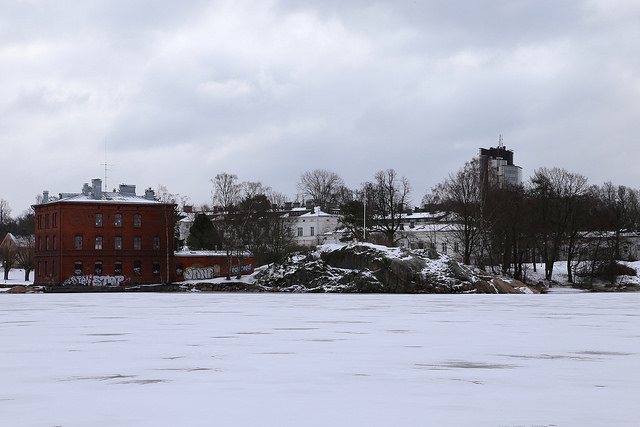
[82, 183, 91, 195]
[119, 184, 136, 196]
[91, 178, 103, 199]
[145, 188, 155, 201]
[42, 191, 49, 203]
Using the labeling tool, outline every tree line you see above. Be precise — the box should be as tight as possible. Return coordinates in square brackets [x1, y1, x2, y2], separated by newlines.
[2, 160, 639, 285]
[427, 160, 640, 286]
[0, 199, 35, 280]
[159, 163, 640, 286]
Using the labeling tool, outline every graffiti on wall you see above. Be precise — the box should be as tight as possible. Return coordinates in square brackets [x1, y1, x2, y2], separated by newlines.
[63, 275, 127, 287]
[231, 264, 253, 274]
[184, 265, 221, 280]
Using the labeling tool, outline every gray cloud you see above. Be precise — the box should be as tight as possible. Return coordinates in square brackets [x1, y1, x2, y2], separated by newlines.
[1, 0, 639, 213]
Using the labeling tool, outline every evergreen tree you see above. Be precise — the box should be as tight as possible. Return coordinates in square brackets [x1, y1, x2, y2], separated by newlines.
[187, 214, 222, 250]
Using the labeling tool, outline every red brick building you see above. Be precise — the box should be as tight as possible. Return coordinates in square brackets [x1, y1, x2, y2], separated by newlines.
[34, 179, 175, 287]
[34, 179, 255, 288]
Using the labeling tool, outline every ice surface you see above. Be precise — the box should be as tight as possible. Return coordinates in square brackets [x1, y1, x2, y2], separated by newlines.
[1, 293, 639, 426]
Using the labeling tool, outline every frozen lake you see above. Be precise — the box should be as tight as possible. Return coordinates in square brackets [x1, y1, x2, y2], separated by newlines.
[1, 293, 639, 426]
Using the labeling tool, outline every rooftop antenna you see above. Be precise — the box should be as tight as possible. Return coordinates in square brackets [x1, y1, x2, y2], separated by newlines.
[498, 134, 504, 149]
[101, 141, 114, 192]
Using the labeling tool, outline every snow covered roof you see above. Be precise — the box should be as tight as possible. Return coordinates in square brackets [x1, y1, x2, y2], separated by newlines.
[298, 207, 337, 218]
[54, 192, 164, 205]
[0, 233, 34, 249]
[174, 249, 252, 257]
[37, 179, 168, 206]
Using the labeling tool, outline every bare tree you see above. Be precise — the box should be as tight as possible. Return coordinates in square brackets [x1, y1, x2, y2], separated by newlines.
[586, 182, 639, 284]
[212, 173, 241, 211]
[368, 169, 411, 245]
[0, 199, 12, 237]
[0, 243, 17, 281]
[15, 235, 34, 281]
[530, 167, 588, 282]
[241, 181, 271, 200]
[267, 191, 287, 210]
[297, 169, 345, 209]
[431, 159, 484, 265]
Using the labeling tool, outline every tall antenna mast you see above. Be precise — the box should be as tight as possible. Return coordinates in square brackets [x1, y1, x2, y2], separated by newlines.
[101, 141, 114, 192]
[498, 134, 504, 149]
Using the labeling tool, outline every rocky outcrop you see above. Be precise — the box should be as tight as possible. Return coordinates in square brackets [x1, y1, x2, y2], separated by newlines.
[254, 244, 537, 294]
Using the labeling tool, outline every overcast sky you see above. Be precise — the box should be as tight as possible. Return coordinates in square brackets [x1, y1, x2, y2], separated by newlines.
[2, 0, 639, 214]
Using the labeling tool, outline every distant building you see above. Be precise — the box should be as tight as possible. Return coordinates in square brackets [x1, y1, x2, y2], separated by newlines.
[286, 206, 342, 247]
[33, 179, 254, 288]
[479, 136, 523, 188]
[0, 232, 34, 253]
[33, 179, 176, 286]
[395, 211, 464, 261]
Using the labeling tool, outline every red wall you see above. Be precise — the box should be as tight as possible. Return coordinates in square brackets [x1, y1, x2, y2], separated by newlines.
[34, 201, 175, 286]
[174, 253, 254, 281]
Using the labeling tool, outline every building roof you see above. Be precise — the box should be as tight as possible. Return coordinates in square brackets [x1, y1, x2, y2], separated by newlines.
[298, 207, 337, 218]
[0, 232, 34, 249]
[54, 191, 164, 205]
[36, 179, 170, 207]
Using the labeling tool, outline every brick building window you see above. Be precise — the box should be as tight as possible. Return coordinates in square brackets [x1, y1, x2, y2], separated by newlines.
[133, 260, 141, 275]
[74, 261, 83, 275]
[153, 237, 160, 250]
[96, 213, 103, 227]
[115, 213, 122, 227]
[134, 237, 141, 250]
[95, 261, 102, 275]
[115, 261, 123, 275]
[153, 261, 161, 275]
[134, 214, 141, 228]
[75, 236, 83, 250]
[115, 236, 122, 250]
[95, 236, 103, 250]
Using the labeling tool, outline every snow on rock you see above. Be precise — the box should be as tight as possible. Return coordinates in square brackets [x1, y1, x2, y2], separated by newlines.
[254, 243, 538, 294]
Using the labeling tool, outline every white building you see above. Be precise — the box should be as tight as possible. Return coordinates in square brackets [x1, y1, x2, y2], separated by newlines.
[287, 207, 342, 247]
[395, 211, 464, 260]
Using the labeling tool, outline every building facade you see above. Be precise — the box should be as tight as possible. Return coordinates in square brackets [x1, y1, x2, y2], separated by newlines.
[34, 179, 175, 287]
[174, 250, 254, 281]
[287, 206, 342, 247]
[479, 136, 523, 188]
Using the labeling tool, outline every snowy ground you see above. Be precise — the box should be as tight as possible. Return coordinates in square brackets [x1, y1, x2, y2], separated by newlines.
[1, 292, 639, 426]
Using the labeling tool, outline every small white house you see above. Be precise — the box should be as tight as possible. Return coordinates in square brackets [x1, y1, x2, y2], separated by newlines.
[287, 207, 342, 247]
[395, 211, 464, 260]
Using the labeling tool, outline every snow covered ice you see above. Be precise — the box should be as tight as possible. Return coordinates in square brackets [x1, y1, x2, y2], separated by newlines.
[1, 293, 639, 426]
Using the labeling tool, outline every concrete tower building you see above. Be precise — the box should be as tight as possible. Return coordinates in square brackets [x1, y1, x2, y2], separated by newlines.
[479, 135, 523, 188]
